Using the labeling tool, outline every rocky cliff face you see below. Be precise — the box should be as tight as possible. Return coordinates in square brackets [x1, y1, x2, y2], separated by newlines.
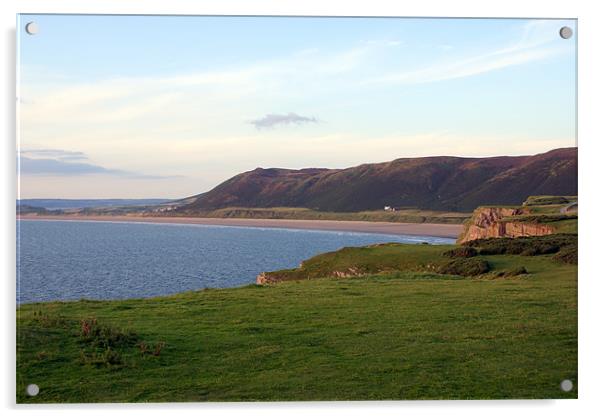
[256, 268, 363, 284]
[256, 272, 269, 285]
[256, 271, 299, 285]
[457, 207, 555, 244]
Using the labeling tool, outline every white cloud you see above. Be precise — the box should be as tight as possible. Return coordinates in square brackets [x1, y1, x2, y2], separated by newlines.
[249, 113, 319, 129]
[20, 148, 87, 161]
[369, 20, 572, 85]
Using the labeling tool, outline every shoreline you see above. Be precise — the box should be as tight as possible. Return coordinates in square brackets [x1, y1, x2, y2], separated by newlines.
[17, 214, 462, 239]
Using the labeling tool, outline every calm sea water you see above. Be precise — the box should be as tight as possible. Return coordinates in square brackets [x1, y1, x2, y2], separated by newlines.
[17, 220, 454, 304]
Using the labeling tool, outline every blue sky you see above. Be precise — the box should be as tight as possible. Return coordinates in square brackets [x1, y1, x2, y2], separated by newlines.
[18, 15, 576, 198]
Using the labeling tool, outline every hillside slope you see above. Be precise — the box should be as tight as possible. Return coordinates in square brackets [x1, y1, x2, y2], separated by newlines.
[177, 148, 576, 213]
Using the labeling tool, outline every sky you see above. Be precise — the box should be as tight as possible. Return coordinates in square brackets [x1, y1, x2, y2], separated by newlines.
[17, 15, 577, 199]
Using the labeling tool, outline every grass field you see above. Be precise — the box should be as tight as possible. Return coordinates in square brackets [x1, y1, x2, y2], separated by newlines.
[190, 207, 471, 224]
[80, 206, 472, 224]
[16, 241, 577, 402]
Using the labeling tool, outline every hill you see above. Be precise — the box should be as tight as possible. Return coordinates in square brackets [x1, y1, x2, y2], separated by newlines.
[18, 199, 172, 210]
[176, 148, 577, 213]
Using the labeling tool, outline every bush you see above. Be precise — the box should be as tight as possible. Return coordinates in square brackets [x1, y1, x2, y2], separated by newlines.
[507, 214, 576, 224]
[523, 196, 572, 206]
[464, 234, 576, 257]
[138, 341, 166, 357]
[79, 318, 138, 349]
[553, 245, 578, 265]
[520, 245, 559, 256]
[79, 347, 123, 367]
[32, 310, 69, 328]
[437, 258, 490, 276]
[443, 247, 478, 258]
[506, 266, 528, 276]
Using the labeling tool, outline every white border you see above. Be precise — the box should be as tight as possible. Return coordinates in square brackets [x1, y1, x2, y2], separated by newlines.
[3, 1, 601, 417]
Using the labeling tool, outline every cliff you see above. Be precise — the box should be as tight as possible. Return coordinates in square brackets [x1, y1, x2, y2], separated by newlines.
[457, 207, 556, 244]
[256, 266, 363, 284]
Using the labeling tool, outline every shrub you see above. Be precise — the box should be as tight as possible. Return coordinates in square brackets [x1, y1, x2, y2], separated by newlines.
[523, 196, 572, 206]
[520, 245, 559, 256]
[102, 348, 123, 365]
[77, 318, 167, 367]
[506, 214, 576, 224]
[138, 341, 166, 357]
[79, 318, 138, 349]
[32, 310, 69, 328]
[80, 318, 97, 337]
[153, 342, 165, 357]
[443, 247, 478, 258]
[79, 347, 123, 367]
[437, 258, 490, 276]
[464, 234, 576, 257]
[506, 266, 528, 276]
[553, 245, 578, 265]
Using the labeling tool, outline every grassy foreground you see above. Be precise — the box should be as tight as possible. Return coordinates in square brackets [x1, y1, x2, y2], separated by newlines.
[16, 241, 577, 402]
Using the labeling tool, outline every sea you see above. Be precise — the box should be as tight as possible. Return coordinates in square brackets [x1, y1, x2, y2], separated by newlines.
[16, 219, 454, 304]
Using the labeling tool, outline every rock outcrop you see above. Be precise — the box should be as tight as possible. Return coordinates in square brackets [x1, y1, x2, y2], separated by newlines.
[256, 272, 269, 285]
[457, 207, 555, 244]
[256, 271, 297, 285]
[256, 267, 364, 284]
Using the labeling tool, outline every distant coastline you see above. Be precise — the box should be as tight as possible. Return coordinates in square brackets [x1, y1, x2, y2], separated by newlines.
[17, 214, 462, 239]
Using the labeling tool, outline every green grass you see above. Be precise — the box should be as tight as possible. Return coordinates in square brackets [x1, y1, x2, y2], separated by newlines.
[83, 206, 472, 224]
[549, 219, 578, 234]
[523, 204, 566, 214]
[261, 243, 454, 282]
[199, 207, 471, 224]
[17, 243, 577, 402]
[523, 196, 577, 206]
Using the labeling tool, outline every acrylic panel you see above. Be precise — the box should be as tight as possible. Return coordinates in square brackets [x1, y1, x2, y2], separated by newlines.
[16, 15, 577, 402]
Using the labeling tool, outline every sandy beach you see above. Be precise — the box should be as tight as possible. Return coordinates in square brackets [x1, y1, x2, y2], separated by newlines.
[17, 215, 462, 239]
